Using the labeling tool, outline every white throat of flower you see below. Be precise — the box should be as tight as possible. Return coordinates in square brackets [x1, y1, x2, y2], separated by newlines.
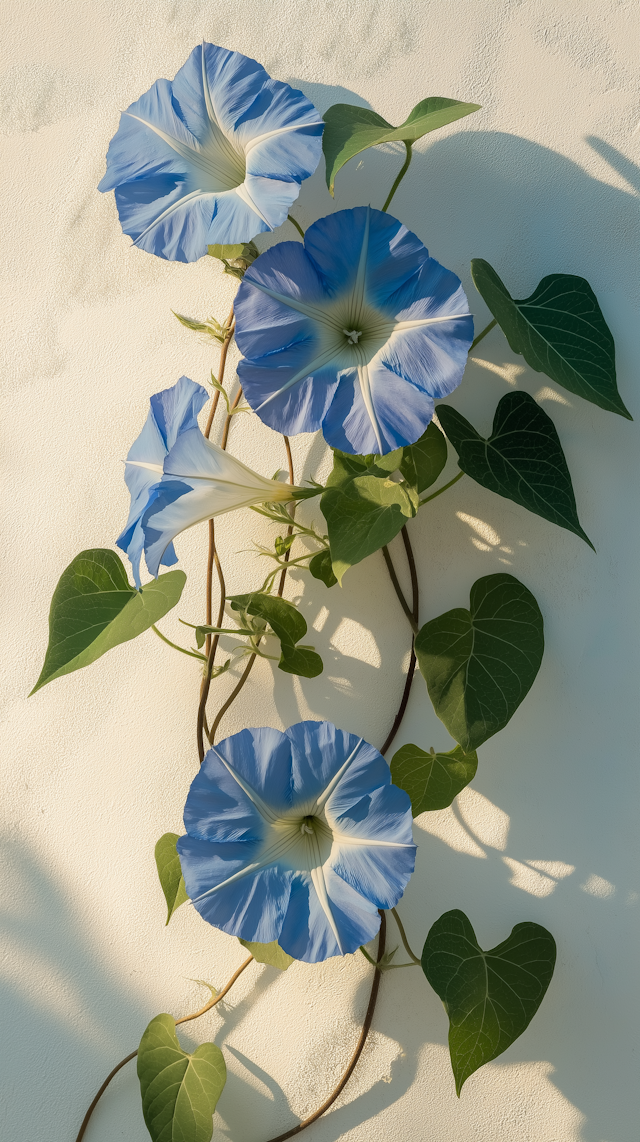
[246, 207, 466, 453]
[189, 739, 412, 953]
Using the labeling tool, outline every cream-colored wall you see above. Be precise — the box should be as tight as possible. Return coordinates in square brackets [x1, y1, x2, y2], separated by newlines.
[2, 3, 639, 1140]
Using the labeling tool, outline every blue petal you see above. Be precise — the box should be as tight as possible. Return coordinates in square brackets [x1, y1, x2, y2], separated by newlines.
[177, 834, 263, 899]
[328, 780, 415, 847]
[141, 480, 193, 577]
[205, 190, 271, 247]
[184, 747, 266, 843]
[100, 44, 323, 260]
[197, 865, 292, 944]
[115, 181, 216, 263]
[285, 721, 366, 809]
[211, 728, 295, 815]
[239, 358, 340, 436]
[320, 362, 435, 454]
[117, 377, 207, 583]
[330, 836, 415, 910]
[235, 240, 328, 358]
[98, 78, 204, 192]
[278, 867, 381, 962]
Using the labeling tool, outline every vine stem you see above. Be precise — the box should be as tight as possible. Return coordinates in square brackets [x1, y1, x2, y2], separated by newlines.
[379, 524, 420, 756]
[73, 956, 254, 1142]
[391, 907, 421, 965]
[261, 912, 387, 1142]
[469, 317, 497, 352]
[381, 141, 412, 213]
[205, 435, 296, 748]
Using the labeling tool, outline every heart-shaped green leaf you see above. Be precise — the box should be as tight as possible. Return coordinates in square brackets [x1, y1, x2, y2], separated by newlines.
[228, 592, 323, 678]
[399, 421, 448, 493]
[415, 574, 544, 751]
[323, 98, 480, 196]
[391, 744, 477, 813]
[437, 392, 593, 548]
[238, 939, 294, 970]
[155, 833, 189, 925]
[321, 451, 418, 583]
[471, 260, 631, 419]
[308, 548, 338, 588]
[137, 1014, 226, 1142]
[422, 910, 556, 1095]
[30, 550, 186, 694]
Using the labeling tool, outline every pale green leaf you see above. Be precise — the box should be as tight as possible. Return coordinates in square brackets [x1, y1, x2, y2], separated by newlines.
[137, 1013, 226, 1142]
[238, 939, 294, 970]
[30, 550, 186, 694]
[323, 98, 481, 195]
[155, 833, 189, 925]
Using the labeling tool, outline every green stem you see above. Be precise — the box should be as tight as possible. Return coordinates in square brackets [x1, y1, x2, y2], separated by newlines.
[469, 317, 497, 352]
[287, 214, 305, 238]
[381, 141, 412, 212]
[391, 907, 422, 964]
[419, 469, 464, 506]
[151, 625, 207, 662]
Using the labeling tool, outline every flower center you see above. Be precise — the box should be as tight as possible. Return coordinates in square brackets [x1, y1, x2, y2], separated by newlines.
[298, 814, 327, 837]
[343, 328, 363, 344]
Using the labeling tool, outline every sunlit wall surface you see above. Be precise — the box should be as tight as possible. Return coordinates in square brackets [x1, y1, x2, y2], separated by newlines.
[1, 1, 639, 1139]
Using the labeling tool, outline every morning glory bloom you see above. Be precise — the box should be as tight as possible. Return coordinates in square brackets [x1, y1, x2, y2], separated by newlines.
[177, 720, 416, 963]
[234, 206, 474, 455]
[140, 423, 304, 578]
[117, 375, 208, 587]
[98, 43, 323, 262]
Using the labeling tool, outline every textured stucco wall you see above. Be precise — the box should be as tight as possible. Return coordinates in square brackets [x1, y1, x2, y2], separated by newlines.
[2, 2, 639, 1140]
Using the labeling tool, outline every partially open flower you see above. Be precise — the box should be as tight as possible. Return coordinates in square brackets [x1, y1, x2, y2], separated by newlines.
[117, 375, 208, 587]
[140, 424, 303, 578]
[99, 43, 323, 262]
[235, 206, 474, 454]
[177, 721, 416, 963]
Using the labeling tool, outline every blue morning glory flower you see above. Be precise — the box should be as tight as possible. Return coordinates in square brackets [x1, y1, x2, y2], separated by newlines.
[117, 375, 208, 587]
[98, 43, 323, 262]
[234, 206, 474, 455]
[140, 425, 305, 578]
[177, 720, 416, 963]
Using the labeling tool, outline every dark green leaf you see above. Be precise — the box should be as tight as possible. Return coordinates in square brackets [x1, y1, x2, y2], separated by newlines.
[470, 260, 631, 419]
[30, 550, 186, 694]
[437, 393, 593, 548]
[321, 451, 418, 583]
[137, 1013, 226, 1142]
[308, 549, 338, 588]
[228, 592, 323, 678]
[323, 98, 480, 196]
[155, 833, 188, 925]
[422, 910, 556, 1095]
[400, 421, 447, 493]
[415, 573, 544, 751]
[238, 939, 294, 970]
[391, 744, 477, 813]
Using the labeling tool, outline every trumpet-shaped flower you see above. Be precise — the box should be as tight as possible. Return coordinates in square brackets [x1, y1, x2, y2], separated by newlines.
[235, 206, 474, 454]
[141, 422, 304, 577]
[98, 43, 323, 262]
[177, 720, 416, 963]
[117, 375, 208, 587]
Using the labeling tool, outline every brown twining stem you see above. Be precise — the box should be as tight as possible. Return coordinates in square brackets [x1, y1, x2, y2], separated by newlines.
[262, 912, 387, 1142]
[205, 435, 296, 750]
[380, 524, 420, 756]
[73, 956, 254, 1142]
